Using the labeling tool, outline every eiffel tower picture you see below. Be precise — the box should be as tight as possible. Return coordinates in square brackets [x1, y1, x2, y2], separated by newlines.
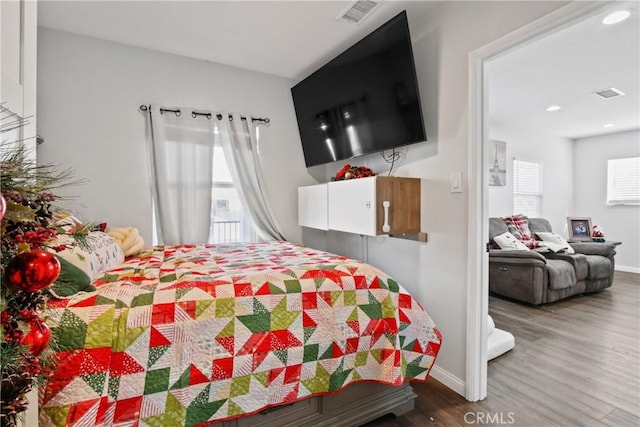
[489, 140, 506, 186]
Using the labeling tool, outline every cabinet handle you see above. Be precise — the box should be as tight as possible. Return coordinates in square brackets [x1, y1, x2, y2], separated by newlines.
[499, 266, 508, 272]
[382, 201, 391, 233]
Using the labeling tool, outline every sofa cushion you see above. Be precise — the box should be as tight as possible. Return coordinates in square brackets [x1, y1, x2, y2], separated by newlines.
[545, 259, 577, 290]
[528, 218, 553, 234]
[489, 218, 508, 250]
[545, 253, 588, 282]
[585, 255, 612, 279]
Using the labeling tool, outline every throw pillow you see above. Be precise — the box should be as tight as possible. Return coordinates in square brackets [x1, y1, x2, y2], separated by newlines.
[493, 232, 531, 251]
[502, 214, 533, 241]
[49, 254, 96, 298]
[536, 232, 575, 254]
[48, 231, 125, 280]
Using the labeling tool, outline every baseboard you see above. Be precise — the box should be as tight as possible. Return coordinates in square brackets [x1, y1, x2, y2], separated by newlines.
[429, 364, 466, 397]
[616, 265, 640, 274]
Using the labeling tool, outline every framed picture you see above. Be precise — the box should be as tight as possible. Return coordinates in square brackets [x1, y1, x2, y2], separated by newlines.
[567, 217, 592, 240]
[488, 140, 506, 186]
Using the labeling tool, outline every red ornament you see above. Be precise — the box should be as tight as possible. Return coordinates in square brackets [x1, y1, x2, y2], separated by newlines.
[22, 317, 51, 356]
[5, 250, 61, 292]
[0, 194, 6, 221]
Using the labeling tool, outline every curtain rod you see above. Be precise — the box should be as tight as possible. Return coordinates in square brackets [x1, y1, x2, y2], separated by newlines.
[138, 105, 270, 124]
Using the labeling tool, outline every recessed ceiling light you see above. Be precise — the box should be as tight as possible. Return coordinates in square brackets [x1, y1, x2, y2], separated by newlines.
[602, 10, 631, 25]
[546, 105, 562, 112]
[603, 123, 615, 128]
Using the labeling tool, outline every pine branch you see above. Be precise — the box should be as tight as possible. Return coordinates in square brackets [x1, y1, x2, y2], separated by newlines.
[0, 143, 85, 198]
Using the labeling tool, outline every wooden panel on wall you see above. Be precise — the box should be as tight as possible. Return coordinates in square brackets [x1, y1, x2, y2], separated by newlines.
[376, 176, 421, 235]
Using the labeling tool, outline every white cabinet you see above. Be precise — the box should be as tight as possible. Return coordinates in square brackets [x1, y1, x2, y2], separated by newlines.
[299, 176, 421, 237]
[328, 177, 378, 235]
[298, 184, 328, 230]
[1, 0, 38, 154]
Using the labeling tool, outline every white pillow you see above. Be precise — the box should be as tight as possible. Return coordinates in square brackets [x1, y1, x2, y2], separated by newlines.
[48, 231, 125, 280]
[493, 232, 530, 251]
[536, 232, 575, 254]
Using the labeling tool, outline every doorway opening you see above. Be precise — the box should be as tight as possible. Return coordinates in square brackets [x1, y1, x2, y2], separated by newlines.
[466, 0, 630, 402]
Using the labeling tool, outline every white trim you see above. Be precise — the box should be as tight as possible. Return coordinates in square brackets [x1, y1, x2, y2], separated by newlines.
[466, 39, 488, 402]
[429, 364, 466, 397]
[616, 265, 640, 274]
[466, 0, 627, 403]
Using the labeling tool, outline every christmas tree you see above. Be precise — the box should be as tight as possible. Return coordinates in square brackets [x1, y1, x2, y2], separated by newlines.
[1, 113, 77, 426]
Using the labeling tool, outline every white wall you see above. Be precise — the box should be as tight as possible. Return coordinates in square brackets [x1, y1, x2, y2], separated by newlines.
[488, 123, 574, 233]
[37, 0, 567, 394]
[36, 28, 317, 245]
[574, 130, 640, 272]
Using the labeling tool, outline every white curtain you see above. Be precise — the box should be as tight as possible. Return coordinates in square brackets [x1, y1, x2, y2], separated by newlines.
[145, 106, 284, 244]
[146, 105, 215, 244]
[217, 113, 285, 241]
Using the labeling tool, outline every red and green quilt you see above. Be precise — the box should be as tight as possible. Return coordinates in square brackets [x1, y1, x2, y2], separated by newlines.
[40, 241, 441, 426]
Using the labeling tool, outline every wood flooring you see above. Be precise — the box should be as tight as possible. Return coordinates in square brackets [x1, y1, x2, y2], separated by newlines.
[364, 271, 640, 427]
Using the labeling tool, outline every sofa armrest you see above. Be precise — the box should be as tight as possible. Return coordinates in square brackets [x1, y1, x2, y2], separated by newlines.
[489, 249, 546, 262]
[570, 242, 617, 257]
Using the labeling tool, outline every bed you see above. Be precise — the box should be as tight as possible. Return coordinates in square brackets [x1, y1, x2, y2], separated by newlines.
[39, 241, 441, 426]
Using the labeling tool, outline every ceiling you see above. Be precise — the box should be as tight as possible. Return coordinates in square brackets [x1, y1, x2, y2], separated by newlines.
[37, 1, 438, 81]
[487, 2, 640, 140]
[38, 1, 639, 140]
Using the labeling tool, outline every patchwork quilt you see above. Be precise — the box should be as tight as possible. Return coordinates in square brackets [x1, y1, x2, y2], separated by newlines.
[40, 241, 441, 426]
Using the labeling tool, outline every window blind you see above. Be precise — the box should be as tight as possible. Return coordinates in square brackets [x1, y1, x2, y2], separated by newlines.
[607, 156, 640, 205]
[513, 159, 542, 217]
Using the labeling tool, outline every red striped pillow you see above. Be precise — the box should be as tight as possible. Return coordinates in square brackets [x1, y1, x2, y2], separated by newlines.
[502, 214, 533, 241]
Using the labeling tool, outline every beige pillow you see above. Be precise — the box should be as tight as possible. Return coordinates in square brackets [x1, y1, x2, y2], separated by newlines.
[536, 232, 575, 254]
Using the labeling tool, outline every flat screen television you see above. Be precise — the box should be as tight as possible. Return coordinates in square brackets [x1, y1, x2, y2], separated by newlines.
[291, 11, 426, 168]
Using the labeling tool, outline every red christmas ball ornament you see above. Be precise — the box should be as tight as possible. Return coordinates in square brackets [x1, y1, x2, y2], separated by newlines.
[22, 317, 51, 356]
[0, 193, 6, 221]
[5, 250, 61, 292]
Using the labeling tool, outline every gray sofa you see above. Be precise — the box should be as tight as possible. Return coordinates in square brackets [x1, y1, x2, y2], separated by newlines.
[489, 217, 617, 305]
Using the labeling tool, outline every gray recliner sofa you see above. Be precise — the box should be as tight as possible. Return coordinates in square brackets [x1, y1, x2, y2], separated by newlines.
[489, 217, 617, 305]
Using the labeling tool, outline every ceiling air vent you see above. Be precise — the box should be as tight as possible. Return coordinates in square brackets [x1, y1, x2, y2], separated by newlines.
[593, 87, 625, 99]
[337, 0, 380, 24]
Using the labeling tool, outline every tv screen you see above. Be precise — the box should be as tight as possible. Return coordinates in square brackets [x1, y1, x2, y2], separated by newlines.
[291, 11, 426, 168]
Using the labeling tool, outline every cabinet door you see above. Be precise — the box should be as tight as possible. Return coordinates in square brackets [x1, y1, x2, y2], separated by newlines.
[328, 177, 376, 236]
[298, 184, 328, 230]
[1, 0, 37, 155]
[1, 0, 23, 114]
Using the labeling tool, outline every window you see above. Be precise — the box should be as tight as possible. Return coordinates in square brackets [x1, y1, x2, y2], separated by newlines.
[211, 146, 256, 243]
[513, 159, 542, 217]
[607, 156, 640, 205]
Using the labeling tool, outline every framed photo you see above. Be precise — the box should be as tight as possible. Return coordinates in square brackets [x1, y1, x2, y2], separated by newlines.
[567, 217, 592, 241]
[488, 140, 506, 186]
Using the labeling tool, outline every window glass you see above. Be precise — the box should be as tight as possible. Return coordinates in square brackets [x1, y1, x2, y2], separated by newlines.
[513, 159, 542, 217]
[211, 146, 256, 243]
[607, 157, 640, 205]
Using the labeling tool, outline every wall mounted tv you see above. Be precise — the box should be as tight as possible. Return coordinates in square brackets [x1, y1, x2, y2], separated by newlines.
[291, 10, 426, 168]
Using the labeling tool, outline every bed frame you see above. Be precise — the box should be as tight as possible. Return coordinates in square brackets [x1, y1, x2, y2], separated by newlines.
[27, 382, 415, 426]
[221, 382, 416, 427]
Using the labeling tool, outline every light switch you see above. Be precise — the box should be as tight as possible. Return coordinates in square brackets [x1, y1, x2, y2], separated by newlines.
[450, 172, 463, 193]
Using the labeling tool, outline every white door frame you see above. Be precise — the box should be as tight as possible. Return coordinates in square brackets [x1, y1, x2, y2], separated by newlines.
[465, 0, 627, 401]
